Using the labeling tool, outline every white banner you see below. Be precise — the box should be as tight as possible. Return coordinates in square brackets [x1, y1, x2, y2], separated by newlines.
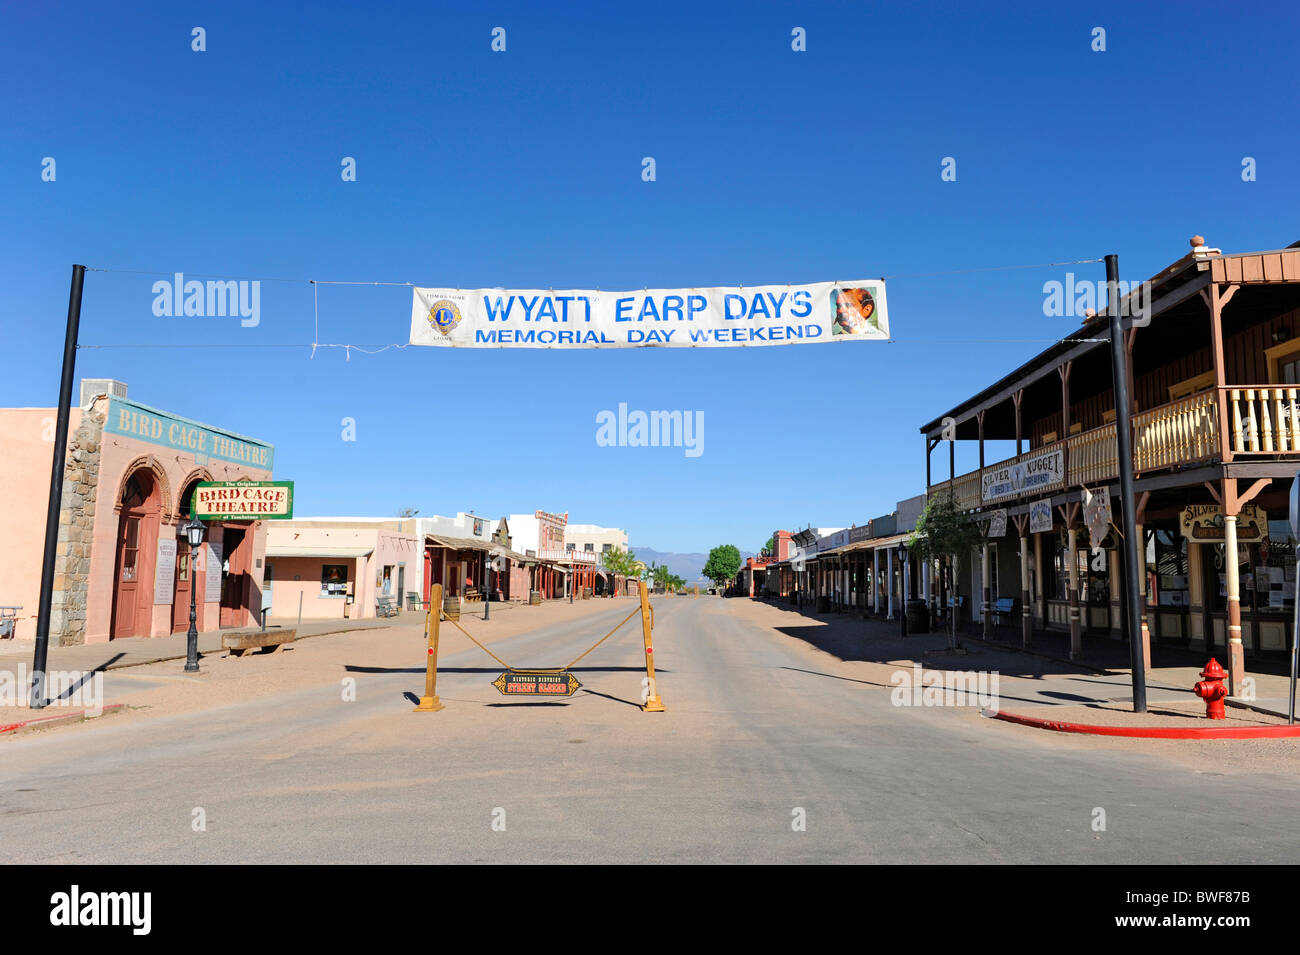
[409, 280, 888, 348]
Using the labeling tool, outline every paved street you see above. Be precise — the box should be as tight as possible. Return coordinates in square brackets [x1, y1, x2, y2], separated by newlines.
[2, 596, 1297, 864]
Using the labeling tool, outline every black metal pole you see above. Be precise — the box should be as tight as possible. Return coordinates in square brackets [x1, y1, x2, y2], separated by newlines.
[1107, 253, 1148, 713]
[185, 528, 200, 672]
[30, 264, 85, 710]
[484, 552, 490, 621]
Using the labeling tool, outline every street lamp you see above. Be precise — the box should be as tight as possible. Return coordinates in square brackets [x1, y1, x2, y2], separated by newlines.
[897, 543, 909, 638]
[183, 518, 205, 672]
[483, 550, 490, 621]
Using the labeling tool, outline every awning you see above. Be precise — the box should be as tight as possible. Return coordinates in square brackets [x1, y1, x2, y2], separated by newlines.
[425, 534, 490, 552]
[266, 545, 374, 559]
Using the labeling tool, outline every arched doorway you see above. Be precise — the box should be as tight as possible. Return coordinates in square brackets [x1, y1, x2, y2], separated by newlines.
[111, 469, 164, 639]
[172, 479, 204, 634]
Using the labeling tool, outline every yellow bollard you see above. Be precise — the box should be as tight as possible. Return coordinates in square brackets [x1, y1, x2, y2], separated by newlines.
[639, 580, 665, 712]
[414, 583, 445, 712]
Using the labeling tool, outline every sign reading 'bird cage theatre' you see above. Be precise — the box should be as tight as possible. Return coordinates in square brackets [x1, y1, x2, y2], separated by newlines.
[194, 481, 295, 520]
[409, 281, 889, 348]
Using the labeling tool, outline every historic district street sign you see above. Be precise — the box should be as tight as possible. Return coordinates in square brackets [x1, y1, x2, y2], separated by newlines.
[194, 480, 294, 520]
[492, 670, 582, 697]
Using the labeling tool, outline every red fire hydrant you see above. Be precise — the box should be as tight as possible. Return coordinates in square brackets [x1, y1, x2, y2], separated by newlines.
[1193, 658, 1229, 720]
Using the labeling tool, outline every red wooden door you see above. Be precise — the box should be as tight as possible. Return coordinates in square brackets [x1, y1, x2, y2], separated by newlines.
[171, 539, 201, 633]
[111, 514, 142, 639]
[220, 526, 251, 628]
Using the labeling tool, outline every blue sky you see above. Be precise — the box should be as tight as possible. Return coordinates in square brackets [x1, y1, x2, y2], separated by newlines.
[2, 1, 1297, 553]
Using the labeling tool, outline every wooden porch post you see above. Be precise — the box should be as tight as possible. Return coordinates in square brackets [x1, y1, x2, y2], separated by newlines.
[1013, 389, 1024, 455]
[1059, 361, 1073, 481]
[981, 541, 991, 640]
[1134, 491, 1152, 674]
[1060, 502, 1082, 660]
[1014, 515, 1032, 648]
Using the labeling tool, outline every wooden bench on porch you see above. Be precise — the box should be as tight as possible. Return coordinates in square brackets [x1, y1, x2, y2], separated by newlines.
[376, 596, 400, 617]
[223, 628, 297, 658]
[462, 588, 482, 604]
[989, 597, 1017, 629]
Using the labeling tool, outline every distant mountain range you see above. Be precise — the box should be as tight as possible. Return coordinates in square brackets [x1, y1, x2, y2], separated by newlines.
[630, 546, 757, 584]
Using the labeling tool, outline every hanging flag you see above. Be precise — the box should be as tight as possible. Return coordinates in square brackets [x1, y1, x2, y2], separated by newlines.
[408, 280, 888, 348]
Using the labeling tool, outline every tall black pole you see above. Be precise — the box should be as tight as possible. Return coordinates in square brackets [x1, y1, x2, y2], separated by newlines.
[484, 551, 490, 621]
[185, 523, 201, 673]
[30, 264, 86, 709]
[1106, 253, 1148, 713]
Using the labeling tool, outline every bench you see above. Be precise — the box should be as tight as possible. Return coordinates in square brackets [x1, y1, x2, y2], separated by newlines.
[989, 597, 1017, 628]
[462, 588, 482, 604]
[406, 591, 422, 611]
[0, 605, 20, 639]
[223, 628, 297, 658]
[376, 596, 400, 617]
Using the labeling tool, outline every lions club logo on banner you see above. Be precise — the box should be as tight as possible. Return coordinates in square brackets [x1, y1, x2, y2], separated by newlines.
[427, 300, 462, 336]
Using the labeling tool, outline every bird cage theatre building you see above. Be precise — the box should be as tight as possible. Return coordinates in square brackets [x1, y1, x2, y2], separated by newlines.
[0, 379, 274, 644]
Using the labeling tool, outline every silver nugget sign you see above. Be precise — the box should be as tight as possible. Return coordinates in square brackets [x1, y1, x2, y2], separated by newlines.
[981, 448, 1064, 504]
[193, 481, 294, 520]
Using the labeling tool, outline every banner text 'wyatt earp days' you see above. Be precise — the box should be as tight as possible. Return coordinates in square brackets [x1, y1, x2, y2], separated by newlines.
[409, 280, 889, 348]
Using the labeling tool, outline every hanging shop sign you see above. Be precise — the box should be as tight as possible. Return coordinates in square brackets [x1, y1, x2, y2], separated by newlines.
[194, 481, 294, 521]
[1029, 500, 1053, 534]
[981, 448, 1064, 504]
[409, 280, 889, 349]
[986, 509, 1008, 538]
[1179, 504, 1268, 543]
[1081, 488, 1112, 553]
[491, 670, 582, 697]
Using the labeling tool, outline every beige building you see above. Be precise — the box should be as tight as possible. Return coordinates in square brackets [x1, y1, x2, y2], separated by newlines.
[265, 519, 420, 620]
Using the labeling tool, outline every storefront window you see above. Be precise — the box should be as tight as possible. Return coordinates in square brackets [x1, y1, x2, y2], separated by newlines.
[1046, 536, 1067, 600]
[321, 564, 348, 597]
[1252, 521, 1297, 616]
[1149, 529, 1188, 609]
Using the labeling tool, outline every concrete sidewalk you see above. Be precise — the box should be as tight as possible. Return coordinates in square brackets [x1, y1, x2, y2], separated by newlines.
[747, 597, 1297, 720]
[0, 615, 396, 679]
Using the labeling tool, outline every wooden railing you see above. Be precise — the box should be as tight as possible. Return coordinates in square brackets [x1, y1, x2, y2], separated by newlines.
[1224, 386, 1300, 455]
[929, 469, 981, 511]
[1068, 423, 1117, 486]
[930, 389, 1222, 505]
[1133, 390, 1218, 470]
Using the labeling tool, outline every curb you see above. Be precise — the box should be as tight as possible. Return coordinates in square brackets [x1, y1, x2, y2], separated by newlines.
[1, 703, 127, 736]
[983, 707, 1300, 740]
[0, 623, 395, 677]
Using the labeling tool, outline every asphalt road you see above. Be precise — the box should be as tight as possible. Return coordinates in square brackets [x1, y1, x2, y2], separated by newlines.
[1, 596, 1294, 863]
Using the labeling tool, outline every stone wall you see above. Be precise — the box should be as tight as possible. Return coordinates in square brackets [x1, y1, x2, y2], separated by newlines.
[50, 408, 104, 646]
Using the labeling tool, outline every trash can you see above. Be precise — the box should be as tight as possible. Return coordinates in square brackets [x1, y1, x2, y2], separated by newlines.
[905, 598, 930, 633]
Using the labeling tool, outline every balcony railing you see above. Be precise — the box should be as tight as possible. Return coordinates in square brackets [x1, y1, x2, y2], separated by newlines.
[930, 389, 1220, 507]
[1225, 386, 1300, 455]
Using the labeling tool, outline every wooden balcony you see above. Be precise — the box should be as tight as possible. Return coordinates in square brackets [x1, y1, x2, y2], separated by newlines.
[1224, 386, 1300, 455]
[930, 390, 1221, 508]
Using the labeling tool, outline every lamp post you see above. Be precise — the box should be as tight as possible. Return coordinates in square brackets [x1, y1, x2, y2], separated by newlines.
[483, 550, 490, 621]
[183, 517, 205, 673]
[897, 543, 909, 638]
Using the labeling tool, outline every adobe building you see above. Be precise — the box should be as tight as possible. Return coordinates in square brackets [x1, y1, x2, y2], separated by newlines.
[0, 379, 274, 644]
[265, 518, 420, 619]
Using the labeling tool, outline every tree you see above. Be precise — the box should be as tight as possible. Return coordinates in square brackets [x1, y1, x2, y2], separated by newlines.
[761, 535, 774, 558]
[907, 492, 983, 649]
[397, 506, 420, 517]
[702, 544, 742, 590]
[652, 564, 672, 592]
